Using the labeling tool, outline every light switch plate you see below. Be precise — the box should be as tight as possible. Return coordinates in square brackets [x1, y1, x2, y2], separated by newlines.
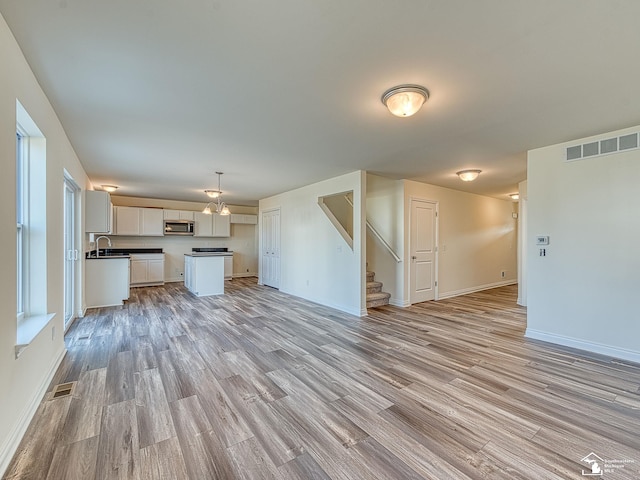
[536, 236, 550, 245]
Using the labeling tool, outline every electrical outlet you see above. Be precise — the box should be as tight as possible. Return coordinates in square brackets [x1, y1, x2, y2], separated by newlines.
[51, 326, 56, 341]
[501, 270, 506, 278]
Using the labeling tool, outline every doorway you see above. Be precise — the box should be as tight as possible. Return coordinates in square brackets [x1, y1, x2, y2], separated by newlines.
[63, 173, 80, 330]
[261, 208, 281, 289]
[409, 198, 438, 304]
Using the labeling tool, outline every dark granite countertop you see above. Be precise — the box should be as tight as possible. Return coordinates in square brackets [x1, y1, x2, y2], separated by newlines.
[86, 248, 163, 258]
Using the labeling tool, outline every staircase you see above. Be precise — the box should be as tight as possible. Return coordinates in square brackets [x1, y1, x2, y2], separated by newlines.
[366, 271, 391, 309]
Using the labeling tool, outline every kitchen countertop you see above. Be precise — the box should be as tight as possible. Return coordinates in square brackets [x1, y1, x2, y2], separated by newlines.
[184, 251, 233, 257]
[86, 248, 164, 259]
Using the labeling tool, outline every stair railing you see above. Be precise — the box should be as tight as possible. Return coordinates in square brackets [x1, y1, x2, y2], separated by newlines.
[345, 196, 402, 263]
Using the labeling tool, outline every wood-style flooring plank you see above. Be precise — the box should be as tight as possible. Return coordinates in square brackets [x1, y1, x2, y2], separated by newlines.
[134, 368, 176, 448]
[60, 367, 106, 445]
[45, 435, 99, 480]
[95, 399, 140, 480]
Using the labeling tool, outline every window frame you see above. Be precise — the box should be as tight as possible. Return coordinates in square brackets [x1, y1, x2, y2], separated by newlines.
[16, 129, 27, 321]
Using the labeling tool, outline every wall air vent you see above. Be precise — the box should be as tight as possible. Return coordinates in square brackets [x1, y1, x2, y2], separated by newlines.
[566, 133, 639, 162]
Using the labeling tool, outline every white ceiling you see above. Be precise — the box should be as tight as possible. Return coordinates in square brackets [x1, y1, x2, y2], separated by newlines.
[2, 0, 640, 205]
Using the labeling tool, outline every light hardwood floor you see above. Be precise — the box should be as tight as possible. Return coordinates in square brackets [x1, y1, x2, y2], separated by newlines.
[4, 279, 640, 479]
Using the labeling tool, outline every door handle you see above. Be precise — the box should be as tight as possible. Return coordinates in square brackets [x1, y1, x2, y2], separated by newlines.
[411, 256, 417, 260]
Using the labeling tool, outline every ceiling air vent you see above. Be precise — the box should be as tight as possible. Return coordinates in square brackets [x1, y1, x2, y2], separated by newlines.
[565, 132, 638, 162]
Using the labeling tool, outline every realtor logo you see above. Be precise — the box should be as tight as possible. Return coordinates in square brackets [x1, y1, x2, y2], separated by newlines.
[582, 453, 604, 476]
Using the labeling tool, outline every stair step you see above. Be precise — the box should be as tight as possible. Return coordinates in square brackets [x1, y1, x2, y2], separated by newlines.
[366, 291, 390, 309]
[366, 271, 375, 282]
[366, 281, 383, 294]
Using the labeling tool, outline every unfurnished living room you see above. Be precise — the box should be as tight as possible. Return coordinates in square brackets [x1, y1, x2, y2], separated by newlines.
[1, 1, 639, 479]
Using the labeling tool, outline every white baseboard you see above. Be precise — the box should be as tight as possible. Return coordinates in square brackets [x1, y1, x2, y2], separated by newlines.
[390, 297, 410, 307]
[437, 280, 517, 300]
[525, 328, 640, 365]
[0, 346, 67, 477]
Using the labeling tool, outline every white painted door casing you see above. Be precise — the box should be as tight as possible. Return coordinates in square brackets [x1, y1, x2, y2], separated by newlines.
[261, 209, 281, 288]
[409, 198, 438, 304]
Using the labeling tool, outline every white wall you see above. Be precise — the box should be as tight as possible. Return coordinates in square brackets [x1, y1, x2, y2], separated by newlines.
[0, 14, 91, 475]
[527, 126, 640, 363]
[259, 171, 366, 316]
[403, 180, 518, 303]
[108, 196, 258, 281]
[366, 174, 404, 305]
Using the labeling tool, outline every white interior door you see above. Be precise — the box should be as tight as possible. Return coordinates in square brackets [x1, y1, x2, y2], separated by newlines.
[410, 198, 438, 304]
[261, 208, 280, 289]
[63, 175, 80, 329]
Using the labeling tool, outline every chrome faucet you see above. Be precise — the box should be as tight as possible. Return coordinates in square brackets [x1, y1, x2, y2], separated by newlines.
[95, 236, 112, 257]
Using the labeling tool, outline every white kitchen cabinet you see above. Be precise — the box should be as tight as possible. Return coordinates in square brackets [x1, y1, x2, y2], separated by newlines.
[194, 212, 213, 237]
[130, 253, 165, 286]
[114, 206, 140, 235]
[114, 206, 163, 236]
[141, 208, 164, 236]
[230, 214, 257, 225]
[163, 209, 195, 220]
[184, 254, 224, 296]
[213, 214, 231, 236]
[85, 190, 113, 233]
[224, 254, 233, 280]
[194, 212, 230, 237]
[85, 257, 130, 307]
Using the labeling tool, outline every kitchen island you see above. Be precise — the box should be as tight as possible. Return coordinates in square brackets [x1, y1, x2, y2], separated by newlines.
[184, 248, 233, 296]
[85, 256, 130, 308]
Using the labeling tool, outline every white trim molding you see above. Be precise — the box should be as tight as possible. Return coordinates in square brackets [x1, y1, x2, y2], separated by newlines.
[525, 329, 640, 365]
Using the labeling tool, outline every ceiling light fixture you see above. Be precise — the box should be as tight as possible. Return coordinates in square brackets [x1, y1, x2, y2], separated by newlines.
[510, 193, 520, 200]
[101, 185, 118, 192]
[456, 169, 482, 182]
[381, 84, 429, 117]
[203, 172, 230, 216]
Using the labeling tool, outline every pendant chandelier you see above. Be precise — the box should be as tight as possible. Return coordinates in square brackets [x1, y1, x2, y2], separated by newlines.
[203, 172, 230, 215]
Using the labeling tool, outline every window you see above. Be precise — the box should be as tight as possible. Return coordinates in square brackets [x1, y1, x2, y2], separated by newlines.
[15, 100, 53, 354]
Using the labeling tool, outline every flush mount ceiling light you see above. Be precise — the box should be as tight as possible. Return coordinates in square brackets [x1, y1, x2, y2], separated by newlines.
[381, 84, 429, 117]
[203, 172, 230, 216]
[510, 193, 520, 200]
[456, 169, 482, 182]
[101, 185, 118, 192]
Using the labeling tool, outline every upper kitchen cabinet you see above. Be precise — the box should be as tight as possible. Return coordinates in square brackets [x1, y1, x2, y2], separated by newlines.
[213, 213, 231, 237]
[85, 190, 112, 233]
[163, 209, 195, 221]
[141, 208, 164, 235]
[194, 212, 230, 237]
[230, 214, 257, 225]
[113, 206, 164, 236]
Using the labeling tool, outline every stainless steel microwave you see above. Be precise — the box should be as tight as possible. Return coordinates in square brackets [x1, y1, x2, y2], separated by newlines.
[164, 220, 194, 235]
